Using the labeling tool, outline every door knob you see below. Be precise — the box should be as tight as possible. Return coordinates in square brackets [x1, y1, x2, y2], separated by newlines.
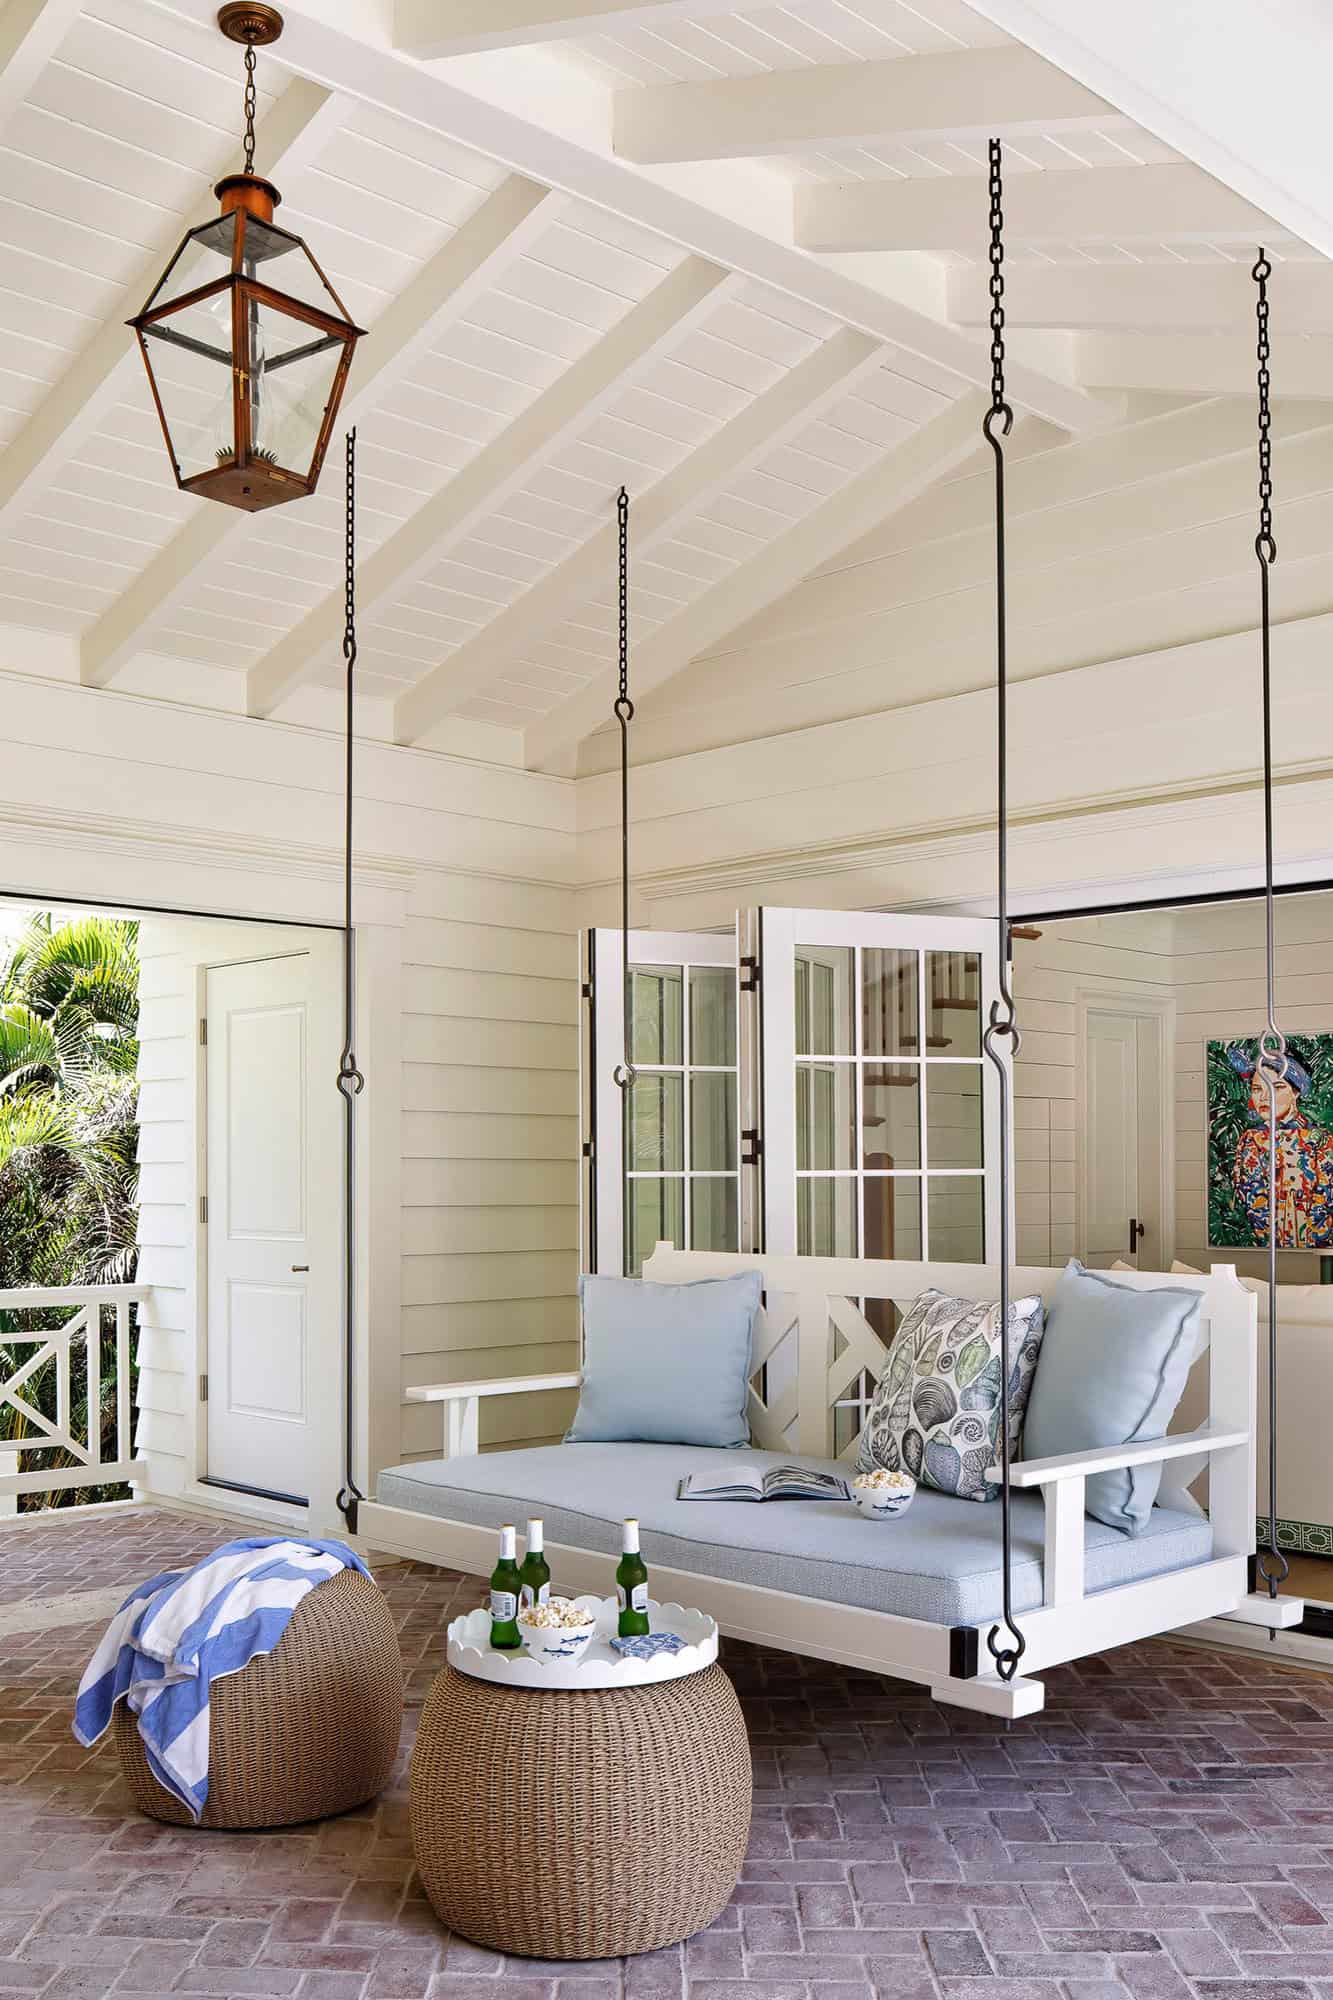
[1128, 1219, 1145, 1254]
[291, 1264, 309, 1272]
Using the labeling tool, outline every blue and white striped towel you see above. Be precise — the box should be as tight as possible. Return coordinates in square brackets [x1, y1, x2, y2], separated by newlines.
[73, 1536, 370, 1821]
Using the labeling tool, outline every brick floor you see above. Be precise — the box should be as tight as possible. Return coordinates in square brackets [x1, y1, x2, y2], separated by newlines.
[2, 1509, 1333, 2000]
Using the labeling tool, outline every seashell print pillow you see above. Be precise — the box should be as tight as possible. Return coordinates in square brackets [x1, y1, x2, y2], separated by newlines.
[856, 1288, 1045, 1502]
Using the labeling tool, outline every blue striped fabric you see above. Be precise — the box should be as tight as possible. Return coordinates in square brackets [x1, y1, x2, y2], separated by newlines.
[72, 1537, 371, 1820]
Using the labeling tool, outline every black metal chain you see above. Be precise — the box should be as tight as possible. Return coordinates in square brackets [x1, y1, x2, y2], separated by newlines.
[336, 429, 365, 1529]
[980, 138, 1025, 1687]
[612, 486, 636, 1105]
[1252, 251, 1289, 1604]
[242, 42, 258, 176]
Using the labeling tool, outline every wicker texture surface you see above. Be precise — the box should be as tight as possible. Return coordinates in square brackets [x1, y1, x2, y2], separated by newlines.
[411, 1662, 752, 1960]
[114, 1567, 404, 1830]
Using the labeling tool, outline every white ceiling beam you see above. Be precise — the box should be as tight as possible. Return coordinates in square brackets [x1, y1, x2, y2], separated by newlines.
[1072, 332, 1333, 401]
[614, 46, 1112, 166]
[0, 0, 81, 140]
[523, 389, 988, 769]
[147, 0, 1115, 438]
[393, 324, 884, 745]
[394, 0, 745, 56]
[80, 174, 554, 694]
[796, 163, 1274, 255]
[247, 253, 727, 718]
[646, 423, 1333, 749]
[0, 79, 343, 546]
[946, 262, 1333, 335]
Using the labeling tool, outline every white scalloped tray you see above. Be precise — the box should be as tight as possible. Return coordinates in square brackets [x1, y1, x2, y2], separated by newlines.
[447, 1596, 718, 1688]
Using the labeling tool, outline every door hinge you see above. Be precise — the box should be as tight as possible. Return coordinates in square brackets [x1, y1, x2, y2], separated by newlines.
[199, 1373, 208, 1403]
[199, 1017, 208, 1046]
[199, 1194, 208, 1225]
[581, 980, 593, 1001]
[582, 1139, 595, 1160]
[739, 955, 761, 993]
[741, 1127, 763, 1166]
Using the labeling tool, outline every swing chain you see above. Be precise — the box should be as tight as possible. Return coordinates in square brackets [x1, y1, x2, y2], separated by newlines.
[242, 42, 258, 177]
[612, 486, 636, 1095]
[336, 427, 365, 1527]
[339, 428, 365, 1105]
[1252, 250, 1289, 1602]
[981, 138, 1024, 1687]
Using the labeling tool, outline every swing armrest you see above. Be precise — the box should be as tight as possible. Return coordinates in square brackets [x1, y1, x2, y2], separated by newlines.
[406, 1373, 582, 1404]
[987, 1424, 1248, 1490]
[407, 1374, 582, 1459]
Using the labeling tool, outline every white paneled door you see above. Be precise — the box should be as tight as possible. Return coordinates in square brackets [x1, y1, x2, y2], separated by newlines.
[204, 954, 338, 1504]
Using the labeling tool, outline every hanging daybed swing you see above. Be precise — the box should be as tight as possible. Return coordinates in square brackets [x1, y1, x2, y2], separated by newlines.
[346, 148, 1304, 1717]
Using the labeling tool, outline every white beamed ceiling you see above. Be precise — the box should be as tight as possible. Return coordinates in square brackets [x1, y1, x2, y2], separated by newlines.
[0, 0, 1326, 773]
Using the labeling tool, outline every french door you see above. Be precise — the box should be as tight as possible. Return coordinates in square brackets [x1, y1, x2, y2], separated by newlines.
[760, 907, 1002, 1265]
[586, 928, 743, 1276]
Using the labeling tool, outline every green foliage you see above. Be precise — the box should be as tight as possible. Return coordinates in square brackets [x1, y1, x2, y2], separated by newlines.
[0, 914, 140, 1507]
[1207, 1033, 1333, 1248]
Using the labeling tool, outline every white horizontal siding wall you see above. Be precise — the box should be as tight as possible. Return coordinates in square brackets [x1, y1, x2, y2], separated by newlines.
[399, 872, 580, 1459]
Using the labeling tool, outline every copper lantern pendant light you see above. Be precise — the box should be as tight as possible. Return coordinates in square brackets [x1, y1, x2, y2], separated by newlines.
[128, 5, 364, 512]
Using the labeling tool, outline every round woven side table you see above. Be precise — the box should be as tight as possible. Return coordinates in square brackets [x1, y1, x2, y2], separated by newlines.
[115, 1568, 404, 1830]
[410, 1662, 751, 1959]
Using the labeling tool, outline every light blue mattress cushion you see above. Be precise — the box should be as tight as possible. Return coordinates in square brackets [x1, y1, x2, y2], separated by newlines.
[376, 1441, 1212, 1628]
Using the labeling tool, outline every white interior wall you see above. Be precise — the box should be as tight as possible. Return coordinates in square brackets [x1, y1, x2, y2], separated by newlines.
[0, 672, 580, 1510]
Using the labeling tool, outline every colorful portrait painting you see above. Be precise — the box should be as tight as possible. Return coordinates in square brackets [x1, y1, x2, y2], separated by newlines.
[1207, 1035, 1333, 1250]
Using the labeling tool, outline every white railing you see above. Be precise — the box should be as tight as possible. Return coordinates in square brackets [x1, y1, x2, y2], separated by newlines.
[0, 1285, 150, 1506]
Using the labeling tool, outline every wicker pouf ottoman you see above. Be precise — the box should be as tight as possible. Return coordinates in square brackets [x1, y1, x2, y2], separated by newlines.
[115, 1568, 404, 1830]
[411, 1662, 752, 1959]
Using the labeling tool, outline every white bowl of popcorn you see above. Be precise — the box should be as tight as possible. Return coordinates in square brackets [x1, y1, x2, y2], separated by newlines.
[517, 1596, 599, 1665]
[853, 1468, 916, 1519]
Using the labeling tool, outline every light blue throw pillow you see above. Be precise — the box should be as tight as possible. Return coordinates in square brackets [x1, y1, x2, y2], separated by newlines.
[567, 1271, 762, 1448]
[1022, 1259, 1201, 1536]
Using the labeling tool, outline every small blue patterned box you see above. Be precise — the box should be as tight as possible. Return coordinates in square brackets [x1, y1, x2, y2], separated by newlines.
[610, 1631, 687, 1660]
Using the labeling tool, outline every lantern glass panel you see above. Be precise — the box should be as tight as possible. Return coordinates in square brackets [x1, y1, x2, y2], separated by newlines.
[141, 287, 236, 480]
[247, 297, 346, 478]
[237, 214, 351, 319]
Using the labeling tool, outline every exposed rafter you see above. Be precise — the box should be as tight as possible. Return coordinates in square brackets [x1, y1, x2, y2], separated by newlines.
[947, 262, 1333, 335]
[1072, 332, 1333, 401]
[614, 46, 1111, 166]
[660, 418, 1333, 732]
[147, 0, 1115, 437]
[394, 0, 744, 57]
[392, 325, 885, 745]
[796, 163, 1273, 254]
[0, 80, 343, 544]
[245, 254, 727, 719]
[523, 390, 989, 770]
[79, 175, 554, 694]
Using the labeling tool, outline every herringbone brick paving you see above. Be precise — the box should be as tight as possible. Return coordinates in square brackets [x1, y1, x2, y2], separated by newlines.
[2, 1510, 1333, 2000]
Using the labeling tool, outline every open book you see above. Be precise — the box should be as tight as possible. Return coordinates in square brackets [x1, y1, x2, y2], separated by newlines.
[678, 1463, 851, 1503]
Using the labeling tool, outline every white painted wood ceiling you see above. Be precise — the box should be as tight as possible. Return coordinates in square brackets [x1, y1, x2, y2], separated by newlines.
[0, 0, 1325, 773]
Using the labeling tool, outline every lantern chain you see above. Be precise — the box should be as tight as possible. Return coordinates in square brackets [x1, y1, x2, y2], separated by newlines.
[336, 428, 364, 1528]
[612, 485, 636, 1099]
[1252, 250, 1289, 1605]
[980, 137, 1024, 1689]
[242, 42, 258, 177]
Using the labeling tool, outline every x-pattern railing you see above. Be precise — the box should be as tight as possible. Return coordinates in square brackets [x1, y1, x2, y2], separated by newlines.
[0, 1285, 150, 1501]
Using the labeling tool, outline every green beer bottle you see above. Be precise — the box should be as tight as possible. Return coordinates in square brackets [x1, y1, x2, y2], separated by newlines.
[616, 1517, 650, 1638]
[518, 1516, 551, 1613]
[489, 1523, 522, 1649]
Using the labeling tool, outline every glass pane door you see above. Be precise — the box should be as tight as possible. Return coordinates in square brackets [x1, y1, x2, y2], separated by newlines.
[586, 929, 741, 1276]
[763, 907, 1002, 1260]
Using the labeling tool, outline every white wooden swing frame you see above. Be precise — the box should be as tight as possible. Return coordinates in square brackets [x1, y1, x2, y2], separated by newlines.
[357, 1242, 1302, 1721]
